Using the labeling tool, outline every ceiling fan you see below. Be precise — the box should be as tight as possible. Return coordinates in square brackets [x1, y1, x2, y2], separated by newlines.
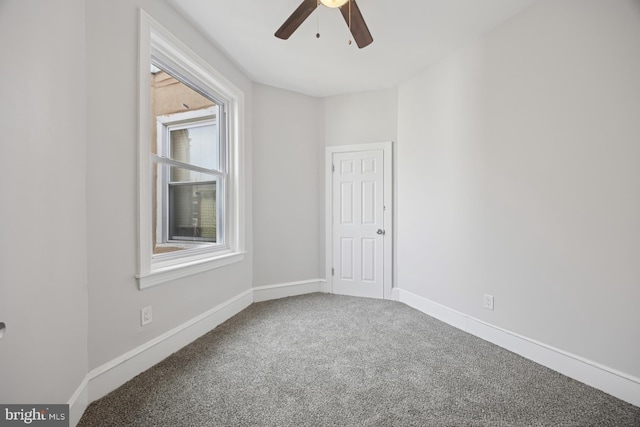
[275, 0, 373, 49]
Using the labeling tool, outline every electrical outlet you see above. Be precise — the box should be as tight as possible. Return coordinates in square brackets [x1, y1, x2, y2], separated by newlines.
[141, 306, 153, 326]
[483, 294, 494, 310]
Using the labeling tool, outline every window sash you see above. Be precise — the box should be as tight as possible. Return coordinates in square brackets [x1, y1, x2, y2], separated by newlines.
[153, 162, 227, 256]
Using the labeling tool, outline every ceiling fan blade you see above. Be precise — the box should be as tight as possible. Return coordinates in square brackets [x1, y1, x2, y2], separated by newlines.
[275, 0, 318, 40]
[339, 0, 373, 49]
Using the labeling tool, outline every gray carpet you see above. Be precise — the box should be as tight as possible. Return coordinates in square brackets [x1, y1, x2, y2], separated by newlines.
[78, 293, 640, 426]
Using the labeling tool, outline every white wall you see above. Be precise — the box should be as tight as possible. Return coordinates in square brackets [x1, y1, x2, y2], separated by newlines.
[0, 0, 89, 403]
[324, 89, 398, 147]
[85, 0, 253, 371]
[397, 0, 640, 378]
[252, 83, 323, 286]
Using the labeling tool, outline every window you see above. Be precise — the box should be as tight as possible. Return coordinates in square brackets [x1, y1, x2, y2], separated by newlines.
[153, 91, 220, 252]
[138, 11, 245, 288]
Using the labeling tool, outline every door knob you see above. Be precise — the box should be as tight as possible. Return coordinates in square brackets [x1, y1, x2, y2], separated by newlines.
[377, 229, 385, 235]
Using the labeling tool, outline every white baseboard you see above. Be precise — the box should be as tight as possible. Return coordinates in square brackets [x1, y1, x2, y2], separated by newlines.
[68, 376, 89, 427]
[69, 280, 326, 425]
[86, 289, 253, 403]
[319, 279, 330, 294]
[71, 284, 639, 426]
[253, 278, 326, 302]
[398, 289, 640, 408]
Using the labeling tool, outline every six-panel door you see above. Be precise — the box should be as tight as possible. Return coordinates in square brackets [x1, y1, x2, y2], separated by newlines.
[332, 149, 384, 299]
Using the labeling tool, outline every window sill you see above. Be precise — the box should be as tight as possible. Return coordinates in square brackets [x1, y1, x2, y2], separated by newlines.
[136, 251, 245, 289]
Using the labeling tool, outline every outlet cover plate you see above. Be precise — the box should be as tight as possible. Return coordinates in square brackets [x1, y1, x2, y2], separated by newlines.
[483, 294, 494, 310]
[141, 306, 153, 326]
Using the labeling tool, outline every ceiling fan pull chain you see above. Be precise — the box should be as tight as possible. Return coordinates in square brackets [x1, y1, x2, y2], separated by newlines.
[316, 0, 321, 38]
[348, 0, 352, 45]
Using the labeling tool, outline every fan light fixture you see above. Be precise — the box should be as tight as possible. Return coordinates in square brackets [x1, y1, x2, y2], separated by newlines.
[320, 0, 348, 8]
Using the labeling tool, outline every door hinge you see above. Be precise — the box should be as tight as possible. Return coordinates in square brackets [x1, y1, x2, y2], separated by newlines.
[332, 164, 335, 172]
[331, 267, 335, 276]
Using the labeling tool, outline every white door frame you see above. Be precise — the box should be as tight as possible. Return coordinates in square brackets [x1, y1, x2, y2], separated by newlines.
[325, 142, 393, 299]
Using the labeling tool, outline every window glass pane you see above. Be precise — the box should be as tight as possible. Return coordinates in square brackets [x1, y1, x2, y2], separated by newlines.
[169, 181, 216, 242]
[170, 123, 219, 171]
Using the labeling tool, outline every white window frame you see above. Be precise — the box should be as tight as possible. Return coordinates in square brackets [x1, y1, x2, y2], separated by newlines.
[137, 10, 245, 289]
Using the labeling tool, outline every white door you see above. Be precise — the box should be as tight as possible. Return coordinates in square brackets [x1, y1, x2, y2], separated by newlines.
[331, 149, 386, 299]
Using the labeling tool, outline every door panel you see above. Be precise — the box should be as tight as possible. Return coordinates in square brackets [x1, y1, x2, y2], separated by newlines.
[340, 182, 354, 224]
[362, 181, 376, 224]
[362, 238, 376, 282]
[332, 149, 384, 299]
[340, 238, 354, 280]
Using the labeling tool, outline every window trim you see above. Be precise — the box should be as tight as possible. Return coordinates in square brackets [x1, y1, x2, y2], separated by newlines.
[137, 10, 245, 289]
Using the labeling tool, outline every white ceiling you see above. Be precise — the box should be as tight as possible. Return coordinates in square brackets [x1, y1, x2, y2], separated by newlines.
[166, 0, 537, 98]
